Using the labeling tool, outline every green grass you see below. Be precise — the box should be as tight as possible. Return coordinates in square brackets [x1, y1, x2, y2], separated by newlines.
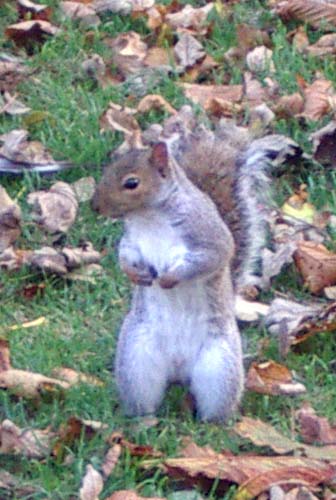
[1, 1, 336, 499]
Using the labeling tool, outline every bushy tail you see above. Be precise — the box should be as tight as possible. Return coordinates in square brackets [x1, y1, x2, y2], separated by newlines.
[233, 135, 301, 291]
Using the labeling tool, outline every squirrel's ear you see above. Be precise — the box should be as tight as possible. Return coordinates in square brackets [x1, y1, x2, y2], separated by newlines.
[150, 142, 169, 177]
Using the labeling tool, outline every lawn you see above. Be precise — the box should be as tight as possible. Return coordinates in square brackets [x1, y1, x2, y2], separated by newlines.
[1, 0, 336, 499]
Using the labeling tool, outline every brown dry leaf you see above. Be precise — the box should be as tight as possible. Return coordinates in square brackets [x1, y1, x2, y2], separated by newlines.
[245, 360, 306, 396]
[236, 23, 271, 52]
[101, 444, 122, 478]
[52, 367, 104, 387]
[0, 419, 55, 458]
[0, 59, 28, 93]
[0, 186, 21, 252]
[60, 1, 100, 26]
[0, 369, 70, 398]
[160, 448, 336, 496]
[17, 0, 52, 20]
[204, 97, 243, 118]
[294, 241, 336, 294]
[109, 432, 163, 458]
[297, 403, 336, 445]
[0, 247, 32, 271]
[243, 72, 270, 108]
[27, 181, 78, 233]
[72, 176, 96, 203]
[5, 20, 60, 48]
[182, 82, 243, 108]
[292, 26, 310, 52]
[100, 102, 140, 136]
[282, 185, 316, 224]
[302, 79, 335, 121]
[53, 416, 107, 459]
[273, 93, 304, 118]
[0, 339, 11, 371]
[92, 0, 131, 15]
[234, 417, 302, 454]
[306, 33, 336, 57]
[273, 0, 336, 28]
[144, 46, 172, 68]
[166, 3, 214, 34]
[235, 296, 270, 322]
[137, 94, 176, 115]
[0, 470, 36, 496]
[310, 121, 336, 166]
[234, 416, 336, 461]
[79, 464, 103, 500]
[0, 129, 53, 164]
[174, 33, 205, 69]
[108, 31, 147, 78]
[284, 487, 319, 500]
[131, 0, 155, 12]
[246, 46, 275, 73]
[0, 92, 31, 115]
[106, 492, 165, 500]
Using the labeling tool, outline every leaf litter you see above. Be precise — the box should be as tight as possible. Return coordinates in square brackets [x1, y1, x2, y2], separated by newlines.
[2, 0, 336, 498]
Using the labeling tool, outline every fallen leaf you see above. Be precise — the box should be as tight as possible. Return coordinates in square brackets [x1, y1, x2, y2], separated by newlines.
[282, 185, 316, 224]
[108, 31, 147, 78]
[79, 464, 103, 500]
[292, 26, 310, 52]
[166, 3, 214, 34]
[101, 444, 122, 478]
[0, 58, 28, 93]
[273, 93, 304, 118]
[17, 0, 52, 21]
[235, 296, 270, 322]
[21, 283, 46, 300]
[302, 79, 335, 121]
[0, 419, 55, 458]
[296, 403, 336, 445]
[0, 247, 32, 271]
[53, 416, 108, 459]
[294, 241, 336, 294]
[52, 367, 104, 387]
[106, 492, 165, 500]
[234, 416, 336, 461]
[283, 487, 319, 500]
[174, 33, 205, 69]
[0, 186, 21, 252]
[159, 449, 336, 495]
[92, 0, 132, 15]
[100, 102, 140, 136]
[60, 1, 100, 26]
[182, 82, 243, 108]
[246, 46, 275, 73]
[9, 316, 47, 330]
[310, 121, 336, 167]
[0, 470, 36, 496]
[243, 71, 270, 107]
[5, 20, 61, 49]
[137, 94, 176, 115]
[108, 432, 163, 458]
[306, 33, 336, 57]
[0, 92, 31, 115]
[274, 0, 336, 29]
[0, 369, 70, 398]
[27, 181, 78, 233]
[236, 23, 271, 52]
[72, 176, 96, 203]
[245, 360, 306, 396]
[131, 0, 154, 12]
[0, 339, 11, 371]
[0, 129, 71, 173]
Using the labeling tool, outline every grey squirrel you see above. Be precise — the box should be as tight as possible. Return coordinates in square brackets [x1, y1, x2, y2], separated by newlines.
[92, 107, 300, 421]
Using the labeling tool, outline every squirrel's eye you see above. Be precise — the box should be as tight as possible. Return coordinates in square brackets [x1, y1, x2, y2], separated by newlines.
[123, 177, 140, 190]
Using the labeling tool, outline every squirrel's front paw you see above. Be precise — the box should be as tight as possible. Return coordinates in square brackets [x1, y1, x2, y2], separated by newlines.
[158, 273, 179, 289]
[121, 261, 157, 286]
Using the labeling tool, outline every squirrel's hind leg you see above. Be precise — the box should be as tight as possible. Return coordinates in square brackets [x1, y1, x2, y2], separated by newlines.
[190, 338, 244, 422]
[115, 318, 169, 417]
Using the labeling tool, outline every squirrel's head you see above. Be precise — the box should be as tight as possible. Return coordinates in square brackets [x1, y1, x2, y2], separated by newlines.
[92, 142, 171, 218]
